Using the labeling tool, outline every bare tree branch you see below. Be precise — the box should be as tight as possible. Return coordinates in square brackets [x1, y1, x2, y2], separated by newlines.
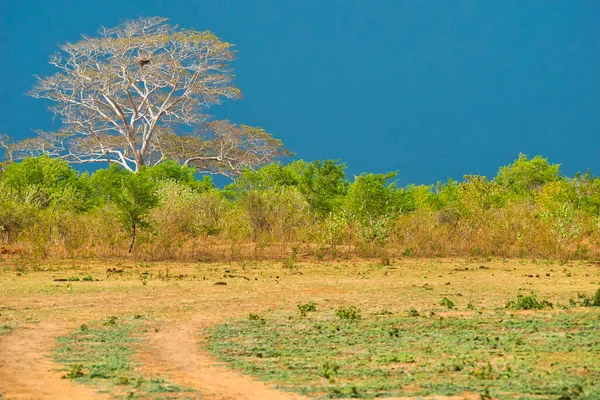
[0, 134, 15, 162]
[160, 120, 293, 178]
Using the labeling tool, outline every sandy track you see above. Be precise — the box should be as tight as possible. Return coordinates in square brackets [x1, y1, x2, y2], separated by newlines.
[0, 322, 111, 400]
[0, 304, 309, 400]
[139, 311, 310, 400]
[0, 313, 309, 400]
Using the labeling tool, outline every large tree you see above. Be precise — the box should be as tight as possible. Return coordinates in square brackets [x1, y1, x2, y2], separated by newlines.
[19, 17, 289, 174]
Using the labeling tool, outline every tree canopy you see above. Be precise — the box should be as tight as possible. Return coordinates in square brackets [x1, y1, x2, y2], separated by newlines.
[16, 17, 289, 174]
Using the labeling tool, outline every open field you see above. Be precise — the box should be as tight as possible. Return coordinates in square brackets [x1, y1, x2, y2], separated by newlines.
[1, 257, 599, 399]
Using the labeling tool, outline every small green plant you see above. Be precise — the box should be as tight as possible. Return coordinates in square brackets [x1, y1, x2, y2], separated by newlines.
[248, 313, 266, 324]
[440, 297, 456, 309]
[282, 255, 298, 270]
[104, 316, 118, 326]
[591, 287, 600, 307]
[297, 301, 317, 317]
[1, 324, 14, 335]
[335, 305, 361, 322]
[480, 387, 492, 400]
[141, 271, 149, 285]
[372, 309, 393, 316]
[557, 384, 584, 400]
[472, 361, 495, 380]
[321, 360, 339, 383]
[82, 275, 93, 281]
[117, 376, 130, 385]
[407, 307, 420, 317]
[63, 363, 85, 379]
[506, 292, 553, 310]
[466, 303, 475, 310]
[67, 276, 80, 281]
[570, 288, 600, 307]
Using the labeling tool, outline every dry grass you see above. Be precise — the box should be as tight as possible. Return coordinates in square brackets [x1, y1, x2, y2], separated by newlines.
[1, 257, 599, 398]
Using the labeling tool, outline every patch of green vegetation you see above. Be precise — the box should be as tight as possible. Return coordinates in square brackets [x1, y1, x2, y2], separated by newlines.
[297, 301, 317, 317]
[440, 297, 456, 309]
[206, 308, 600, 399]
[335, 305, 361, 322]
[407, 307, 420, 317]
[281, 256, 298, 271]
[573, 288, 600, 307]
[506, 292, 553, 310]
[1, 324, 14, 335]
[321, 360, 340, 383]
[248, 313, 266, 325]
[593, 288, 600, 307]
[54, 315, 195, 399]
[371, 309, 393, 316]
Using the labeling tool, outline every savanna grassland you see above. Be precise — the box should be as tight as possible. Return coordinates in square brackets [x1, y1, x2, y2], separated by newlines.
[3, 14, 600, 400]
[1, 256, 599, 400]
[3, 151, 600, 400]
[3, 154, 600, 400]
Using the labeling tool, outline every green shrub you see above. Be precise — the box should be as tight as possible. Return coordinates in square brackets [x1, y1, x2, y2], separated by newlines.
[506, 292, 553, 310]
[440, 297, 456, 310]
[297, 301, 317, 317]
[335, 305, 361, 322]
[407, 307, 420, 317]
[592, 288, 600, 307]
[321, 360, 339, 383]
[63, 363, 85, 379]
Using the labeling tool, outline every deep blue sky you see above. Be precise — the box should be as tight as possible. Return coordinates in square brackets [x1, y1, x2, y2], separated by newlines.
[1, 0, 599, 185]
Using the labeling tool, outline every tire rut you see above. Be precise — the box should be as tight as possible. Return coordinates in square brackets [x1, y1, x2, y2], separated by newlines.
[139, 312, 310, 400]
[0, 322, 110, 400]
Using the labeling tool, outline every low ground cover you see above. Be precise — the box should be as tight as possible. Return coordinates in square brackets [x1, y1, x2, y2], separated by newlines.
[55, 315, 196, 399]
[207, 306, 600, 399]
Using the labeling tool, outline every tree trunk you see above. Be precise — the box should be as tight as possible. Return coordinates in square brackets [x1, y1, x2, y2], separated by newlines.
[134, 150, 145, 173]
[128, 220, 136, 253]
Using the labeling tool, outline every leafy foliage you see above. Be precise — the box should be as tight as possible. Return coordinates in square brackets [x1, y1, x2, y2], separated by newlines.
[0, 156, 93, 210]
[495, 153, 562, 195]
[335, 305, 362, 322]
[506, 292, 553, 310]
[91, 165, 160, 252]
[2, 153, 600, 260]
[297, 301, 317, 317]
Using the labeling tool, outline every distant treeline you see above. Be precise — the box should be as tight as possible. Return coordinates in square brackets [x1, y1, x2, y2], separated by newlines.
[1, 154, 600, 261]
